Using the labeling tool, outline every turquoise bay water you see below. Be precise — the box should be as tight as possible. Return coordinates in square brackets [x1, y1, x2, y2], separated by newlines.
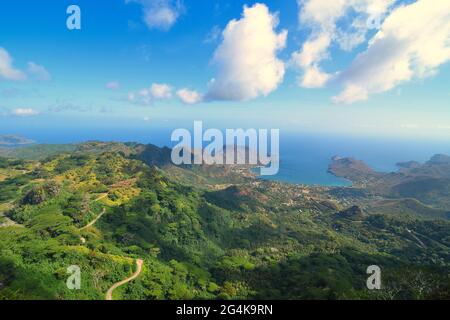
[263, 134, 450, 186]
[3, 127, 450, 187]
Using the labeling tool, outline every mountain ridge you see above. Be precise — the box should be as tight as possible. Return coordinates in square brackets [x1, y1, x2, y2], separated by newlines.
[0, 141, 449, 299]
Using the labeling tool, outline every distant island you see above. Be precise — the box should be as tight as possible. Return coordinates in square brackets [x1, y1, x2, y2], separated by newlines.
[0, 135, 35, 146]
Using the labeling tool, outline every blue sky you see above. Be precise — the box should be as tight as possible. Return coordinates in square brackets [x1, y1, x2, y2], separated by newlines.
[1, 0, 450, 140]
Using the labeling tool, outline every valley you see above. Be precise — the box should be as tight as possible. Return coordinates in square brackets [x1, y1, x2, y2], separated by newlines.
[0, 141, 449, 300]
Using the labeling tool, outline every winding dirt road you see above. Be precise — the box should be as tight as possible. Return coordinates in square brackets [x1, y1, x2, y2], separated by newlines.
[79, 208, 106, 231]
[78, 193, 144, 300]
[105, 259, 144, 300]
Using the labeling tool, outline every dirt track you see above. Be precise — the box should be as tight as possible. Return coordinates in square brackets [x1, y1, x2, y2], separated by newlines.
[79, 208, 106, 231]
[105, 259, 144, 300]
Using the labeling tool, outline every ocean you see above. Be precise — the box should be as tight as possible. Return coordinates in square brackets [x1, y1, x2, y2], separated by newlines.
[262, 133, 450, 186]
[4, 127, 450, 187]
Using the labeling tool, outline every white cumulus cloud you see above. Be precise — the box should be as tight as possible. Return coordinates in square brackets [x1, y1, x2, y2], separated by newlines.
[0, 48, 26, 81]
[291, 0, 395, 88]
[333, 0, 450, 103]
[206, 3, 288, 101]
[177, 88, 202, 104]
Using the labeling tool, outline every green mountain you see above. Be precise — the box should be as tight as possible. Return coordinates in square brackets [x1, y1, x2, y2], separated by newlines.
[0, 142, 449, 300]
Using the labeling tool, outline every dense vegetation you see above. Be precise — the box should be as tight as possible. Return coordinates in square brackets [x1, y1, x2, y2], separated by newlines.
[0, 143, 449, 300]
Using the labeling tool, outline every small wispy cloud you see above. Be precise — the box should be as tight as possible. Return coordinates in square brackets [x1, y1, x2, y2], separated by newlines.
[126, 0, 185, 31]
[27, 62, 51, 81]
[177, 88, 202, 104]
[203, 25, 221, 44]
[0, 47, 26, 81]
[48, 101, 92, 113]
[128, 82, 173, 105]
[150, 83, 172, 99]
[10, 108, 40, 116]
[105, 81, 121, 90]
[1, 48, 52, 83]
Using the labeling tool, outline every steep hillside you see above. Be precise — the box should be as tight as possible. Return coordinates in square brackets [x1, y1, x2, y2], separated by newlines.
[0, 143, 449, 300]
